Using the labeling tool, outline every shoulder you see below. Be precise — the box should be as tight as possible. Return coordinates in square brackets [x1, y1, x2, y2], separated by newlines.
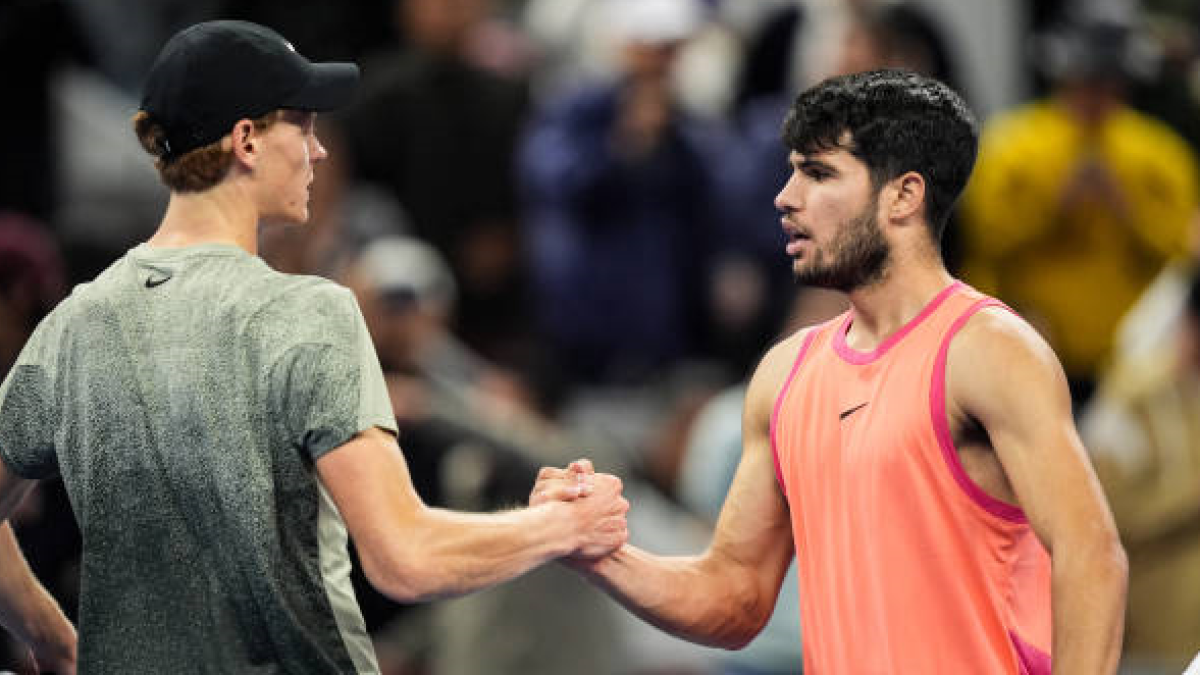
[16, 281, 94, 357]
[744, 324, 825, 424]
[947, 306, 1071, 418]
[260, 272, 354, 311]
[1113, 106, 1193, 147]
[950, 305, 1057, 366]
[247, 274, 362, 348]
[287, 275, 358, 317]
[1111, 108, 1200, 169]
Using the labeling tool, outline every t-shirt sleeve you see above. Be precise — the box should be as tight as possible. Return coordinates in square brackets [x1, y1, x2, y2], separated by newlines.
[0, 322, 61, 479]
[268, 288, 397, 461]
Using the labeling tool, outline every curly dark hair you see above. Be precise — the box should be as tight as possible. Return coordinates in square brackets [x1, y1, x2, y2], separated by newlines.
[781, 69, 978, 243]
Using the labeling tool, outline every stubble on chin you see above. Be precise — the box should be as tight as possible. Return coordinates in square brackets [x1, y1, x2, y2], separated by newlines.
[791, 210, 889, 292]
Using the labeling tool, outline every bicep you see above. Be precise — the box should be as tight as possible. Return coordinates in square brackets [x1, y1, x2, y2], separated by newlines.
[951, 311, 1116, 551]
[706, 344, 797, 592]
[708, 431, 794, 577]
[315, 427, 424, 567]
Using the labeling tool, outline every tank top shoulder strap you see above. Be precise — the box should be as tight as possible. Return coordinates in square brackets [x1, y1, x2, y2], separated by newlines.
[929, 286, 1028, 523]
[768, 313, 846, 494]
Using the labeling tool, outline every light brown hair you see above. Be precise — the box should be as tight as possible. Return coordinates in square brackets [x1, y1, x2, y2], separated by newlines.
[132, 110, 282, 193]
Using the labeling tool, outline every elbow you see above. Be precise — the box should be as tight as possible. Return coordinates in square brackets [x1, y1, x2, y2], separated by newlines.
[1093, 526, 1128, 584]
[717, 627, 764, 652]
[1106, 535, 1129, 588]
[360, 548, 433, 604]
[709, 611, 771, 651]
[718, 604, 774, 651]
[358, 523, 442, 604]
[1099, 534, 1129, 610]
[707, 562, 776, 651]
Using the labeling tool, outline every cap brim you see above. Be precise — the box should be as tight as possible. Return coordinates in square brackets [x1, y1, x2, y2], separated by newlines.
[282, 62, 360, 112]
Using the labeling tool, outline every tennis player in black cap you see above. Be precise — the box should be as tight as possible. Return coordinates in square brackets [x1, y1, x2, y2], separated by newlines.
[0, 20, 628, 673]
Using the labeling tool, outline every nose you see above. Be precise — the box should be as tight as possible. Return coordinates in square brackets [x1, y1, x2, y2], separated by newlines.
[310, 134, 328, 164]
[775, 172, 802, 215]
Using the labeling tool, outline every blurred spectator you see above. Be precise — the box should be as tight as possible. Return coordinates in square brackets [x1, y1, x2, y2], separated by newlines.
[337, 0, 532, 367]
[703, 5, 806, 377]
[961, 9, 1199, 401]
[343, 236, 622, 675]
[519, 0, 718, 387]
[1081, 269, 1200, 673]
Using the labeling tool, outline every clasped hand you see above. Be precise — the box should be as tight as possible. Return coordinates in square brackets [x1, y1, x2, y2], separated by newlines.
[530, 460, 629, 561]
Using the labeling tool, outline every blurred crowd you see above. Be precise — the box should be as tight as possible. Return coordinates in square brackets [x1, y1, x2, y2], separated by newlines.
[2, 0, 1200, 672]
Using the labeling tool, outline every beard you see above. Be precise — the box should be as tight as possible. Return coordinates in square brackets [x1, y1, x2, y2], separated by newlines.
[793, 196, 890, 292]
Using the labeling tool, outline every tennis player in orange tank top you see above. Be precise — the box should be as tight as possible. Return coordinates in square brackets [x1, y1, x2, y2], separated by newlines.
[532, 70, 1127, 674]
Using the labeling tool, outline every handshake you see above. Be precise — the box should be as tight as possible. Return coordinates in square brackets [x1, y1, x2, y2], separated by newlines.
[529, 459, 631, 563]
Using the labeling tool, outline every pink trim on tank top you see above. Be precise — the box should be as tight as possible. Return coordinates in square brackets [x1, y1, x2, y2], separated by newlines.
[1010, 630, 1052, 675]
[929, 298, 1028, 523]
[833, 281, 964, 365]
[770, 329, 820, 499]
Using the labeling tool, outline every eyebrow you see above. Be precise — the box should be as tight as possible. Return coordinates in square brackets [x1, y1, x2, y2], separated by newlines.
[790, 156, 839, 175]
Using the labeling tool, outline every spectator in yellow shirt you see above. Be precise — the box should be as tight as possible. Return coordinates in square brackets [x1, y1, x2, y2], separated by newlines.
[961, 16, 1199, 400]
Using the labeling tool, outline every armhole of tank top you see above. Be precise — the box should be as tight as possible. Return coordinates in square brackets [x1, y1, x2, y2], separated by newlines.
[770, 328, 820, 501]
[930, 299, 1030, 524]
[1009, 629, 1053, 675]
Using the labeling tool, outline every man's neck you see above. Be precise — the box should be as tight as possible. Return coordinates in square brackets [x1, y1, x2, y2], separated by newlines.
[147, 184, 259, 255]
[842, 259, 955, 352]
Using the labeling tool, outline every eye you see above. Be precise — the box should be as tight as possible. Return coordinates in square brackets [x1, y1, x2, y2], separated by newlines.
[803, 166, 830, 181]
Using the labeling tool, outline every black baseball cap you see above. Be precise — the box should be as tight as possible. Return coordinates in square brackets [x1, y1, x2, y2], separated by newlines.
[140, 20, 359, 157]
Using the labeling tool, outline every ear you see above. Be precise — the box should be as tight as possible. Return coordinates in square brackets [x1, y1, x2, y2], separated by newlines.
[229, 119, 260, 169]
[886, 171, 926, 224]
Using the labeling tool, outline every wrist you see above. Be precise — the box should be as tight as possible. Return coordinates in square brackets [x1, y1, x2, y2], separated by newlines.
[530, 500, 580, 560]
[24, 598, 75, 665]
[563, 544, 625, 578]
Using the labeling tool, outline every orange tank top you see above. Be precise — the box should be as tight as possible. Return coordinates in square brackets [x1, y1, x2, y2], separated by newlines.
[772, 281, 1052, 674]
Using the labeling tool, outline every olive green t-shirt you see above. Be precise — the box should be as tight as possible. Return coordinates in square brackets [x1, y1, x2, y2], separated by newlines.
[0, 243, 396, 674]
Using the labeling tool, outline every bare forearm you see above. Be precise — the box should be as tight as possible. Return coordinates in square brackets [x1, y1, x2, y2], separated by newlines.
[1051, 541, 1127, 675]
[375, 503, 576, 603]
[0, 523, 75, 663]
[576, 544, 771, 649]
